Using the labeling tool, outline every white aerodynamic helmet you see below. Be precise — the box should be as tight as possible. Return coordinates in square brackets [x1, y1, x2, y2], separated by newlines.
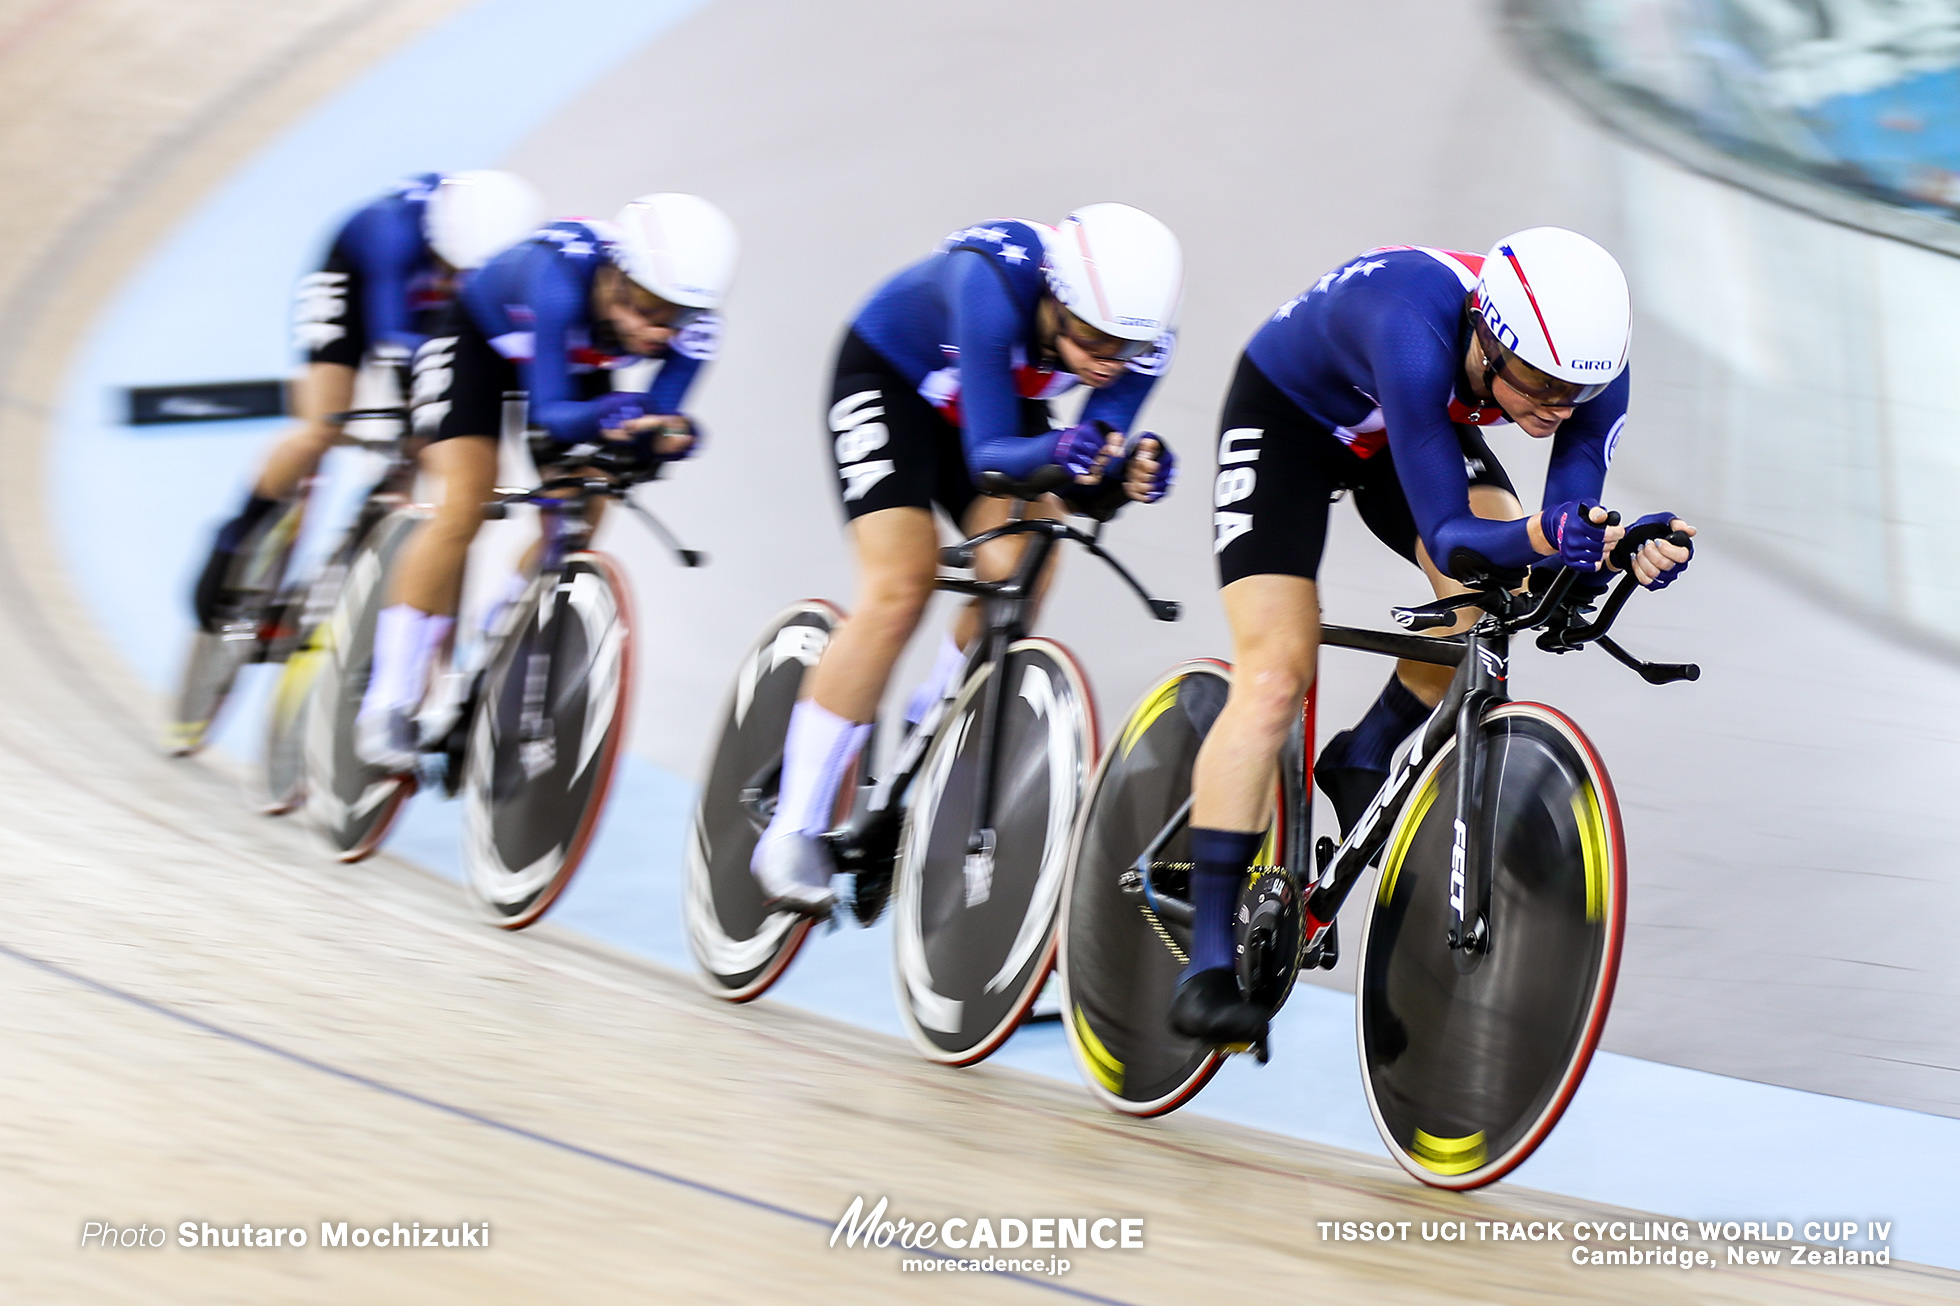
[1471, 226, 1630, 404]
[423, 170, 545, 270]
[611, 192, 740, 309]
[1043, 202, 1183, 343]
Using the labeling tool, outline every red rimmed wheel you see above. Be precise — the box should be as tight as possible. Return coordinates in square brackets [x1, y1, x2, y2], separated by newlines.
[1356, 701, 1625, 1189]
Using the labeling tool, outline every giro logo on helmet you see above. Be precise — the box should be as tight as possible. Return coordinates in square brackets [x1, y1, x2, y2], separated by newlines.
[1473, 293, 1520, 352]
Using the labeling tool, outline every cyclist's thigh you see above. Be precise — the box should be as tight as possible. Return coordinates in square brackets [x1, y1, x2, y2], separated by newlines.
[291, 361, 357, 426]
[1212, 353, 1341, 590]
[828, 330, 973, 525]
[845, 506, 941, 608]
[1220, 574, 1321, 685]
[420, 436, 499, 520]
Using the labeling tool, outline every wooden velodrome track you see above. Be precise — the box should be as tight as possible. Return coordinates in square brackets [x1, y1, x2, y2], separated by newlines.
[1, 3, 1955, 1302]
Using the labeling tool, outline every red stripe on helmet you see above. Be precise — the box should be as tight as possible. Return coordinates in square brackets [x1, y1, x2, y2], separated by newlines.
[1500, 244, 1561, 367]
[1073, 219, 1113, 325]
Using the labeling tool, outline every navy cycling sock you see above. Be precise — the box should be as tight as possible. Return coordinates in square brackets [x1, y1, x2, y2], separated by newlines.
[1186, 827, 1265, 976]
[1327, 673, 1429, 774]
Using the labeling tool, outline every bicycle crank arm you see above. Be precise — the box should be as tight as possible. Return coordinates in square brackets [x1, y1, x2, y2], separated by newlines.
[825, 804, 901, 876]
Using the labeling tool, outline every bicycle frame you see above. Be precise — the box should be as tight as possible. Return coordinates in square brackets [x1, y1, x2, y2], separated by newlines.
[1136, 562, 1697, 973]
[828, 488, 1177, 885]
[259, 409, 419, 659]
[430, 455, 700, 790]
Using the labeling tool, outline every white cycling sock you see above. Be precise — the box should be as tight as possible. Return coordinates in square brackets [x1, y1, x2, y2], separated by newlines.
[765, 699, 871, 840]
[905, 633, 967, 726]
[360, 605, 455, 718]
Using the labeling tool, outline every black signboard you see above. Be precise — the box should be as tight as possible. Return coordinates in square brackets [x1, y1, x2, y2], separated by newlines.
[127, 379, 286, 425]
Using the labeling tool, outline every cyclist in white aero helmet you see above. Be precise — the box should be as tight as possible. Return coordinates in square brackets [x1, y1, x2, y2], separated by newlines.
[1044, 201, 1184, 345]
[354, 193, 738, 770]
[611, 190, 741, 310]
[1168, 226, 1694, 1046]
[748, 202, 1183, 916]
[191, 170, 543, 629]
[424, 170, 550, 273]
[1468, 225, 1630, 412]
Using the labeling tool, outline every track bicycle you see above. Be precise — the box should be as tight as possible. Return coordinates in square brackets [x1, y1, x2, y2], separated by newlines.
[687, 468, 1179, 1065]
[255, 407, 421, 813]
[167, 404, 413, 762]
[1059, 519, 1698, 1189]
[303, 436, 702, 932]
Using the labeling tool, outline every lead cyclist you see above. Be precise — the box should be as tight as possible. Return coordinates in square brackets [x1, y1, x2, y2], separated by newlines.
[749, 203, 1184, 917]
[190, 171, 543, 628]
[1173, 227, 1696, 1045]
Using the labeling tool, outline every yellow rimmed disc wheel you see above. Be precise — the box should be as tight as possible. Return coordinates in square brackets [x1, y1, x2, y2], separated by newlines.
[1057, 660, 1299, 1116]
[1356, 701, 1626, 1190]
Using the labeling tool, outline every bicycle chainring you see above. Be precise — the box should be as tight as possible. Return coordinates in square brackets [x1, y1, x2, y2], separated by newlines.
[1235, 868, 1305, 1013]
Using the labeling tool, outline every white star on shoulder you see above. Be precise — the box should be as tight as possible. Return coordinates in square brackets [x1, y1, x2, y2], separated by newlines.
[1337, 258, 1388, 284]
[1000, 244, 1028, 264]
[1274, 297, 1302, 319]
[983, 226, 1009, 242]
[1311, 271, 1338, 295]
[560, 240, 593, 257]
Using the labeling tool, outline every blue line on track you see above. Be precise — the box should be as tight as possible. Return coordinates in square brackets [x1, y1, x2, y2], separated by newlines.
[0, 937, 1139, 1305]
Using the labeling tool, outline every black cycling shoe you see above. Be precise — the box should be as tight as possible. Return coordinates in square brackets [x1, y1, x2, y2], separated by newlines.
[193, 497, 280, 632]
[1168, 967, 1269, 1045]
[1314, 730, 1388, 839]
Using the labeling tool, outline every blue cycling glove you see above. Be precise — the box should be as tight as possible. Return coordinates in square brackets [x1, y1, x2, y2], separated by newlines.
[1540, 500, 1609, 571]
[1053, 422, 1111, 481]
[586, 394, 699, 459]
[1622, 511, 1692, 590]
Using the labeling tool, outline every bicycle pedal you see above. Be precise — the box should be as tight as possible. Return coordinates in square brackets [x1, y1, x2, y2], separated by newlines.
[1220, 1037, 1271, 1065]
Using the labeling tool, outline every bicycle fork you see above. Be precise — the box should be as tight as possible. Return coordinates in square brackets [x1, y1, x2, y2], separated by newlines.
[513, 506, 582, 782]
[1445, 632, 1508, 957]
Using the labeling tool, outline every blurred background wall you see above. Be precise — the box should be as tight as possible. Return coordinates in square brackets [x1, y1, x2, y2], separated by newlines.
[1515, 0, 1960, 651]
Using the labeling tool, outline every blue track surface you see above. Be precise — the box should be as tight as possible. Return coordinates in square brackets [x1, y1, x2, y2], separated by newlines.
[49, 0, 1960, 1272]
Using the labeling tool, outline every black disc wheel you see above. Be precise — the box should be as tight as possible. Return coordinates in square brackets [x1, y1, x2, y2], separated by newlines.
[892, 638, 1095, 1066]
[1356, 701, 1625, 1190]
[301, 507, 425, 862]
[461, 553, 633, 929]
[685, 600, 842, 1001]
[166, 500, 303, 756]
[1057, 660, 1299, 1115]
